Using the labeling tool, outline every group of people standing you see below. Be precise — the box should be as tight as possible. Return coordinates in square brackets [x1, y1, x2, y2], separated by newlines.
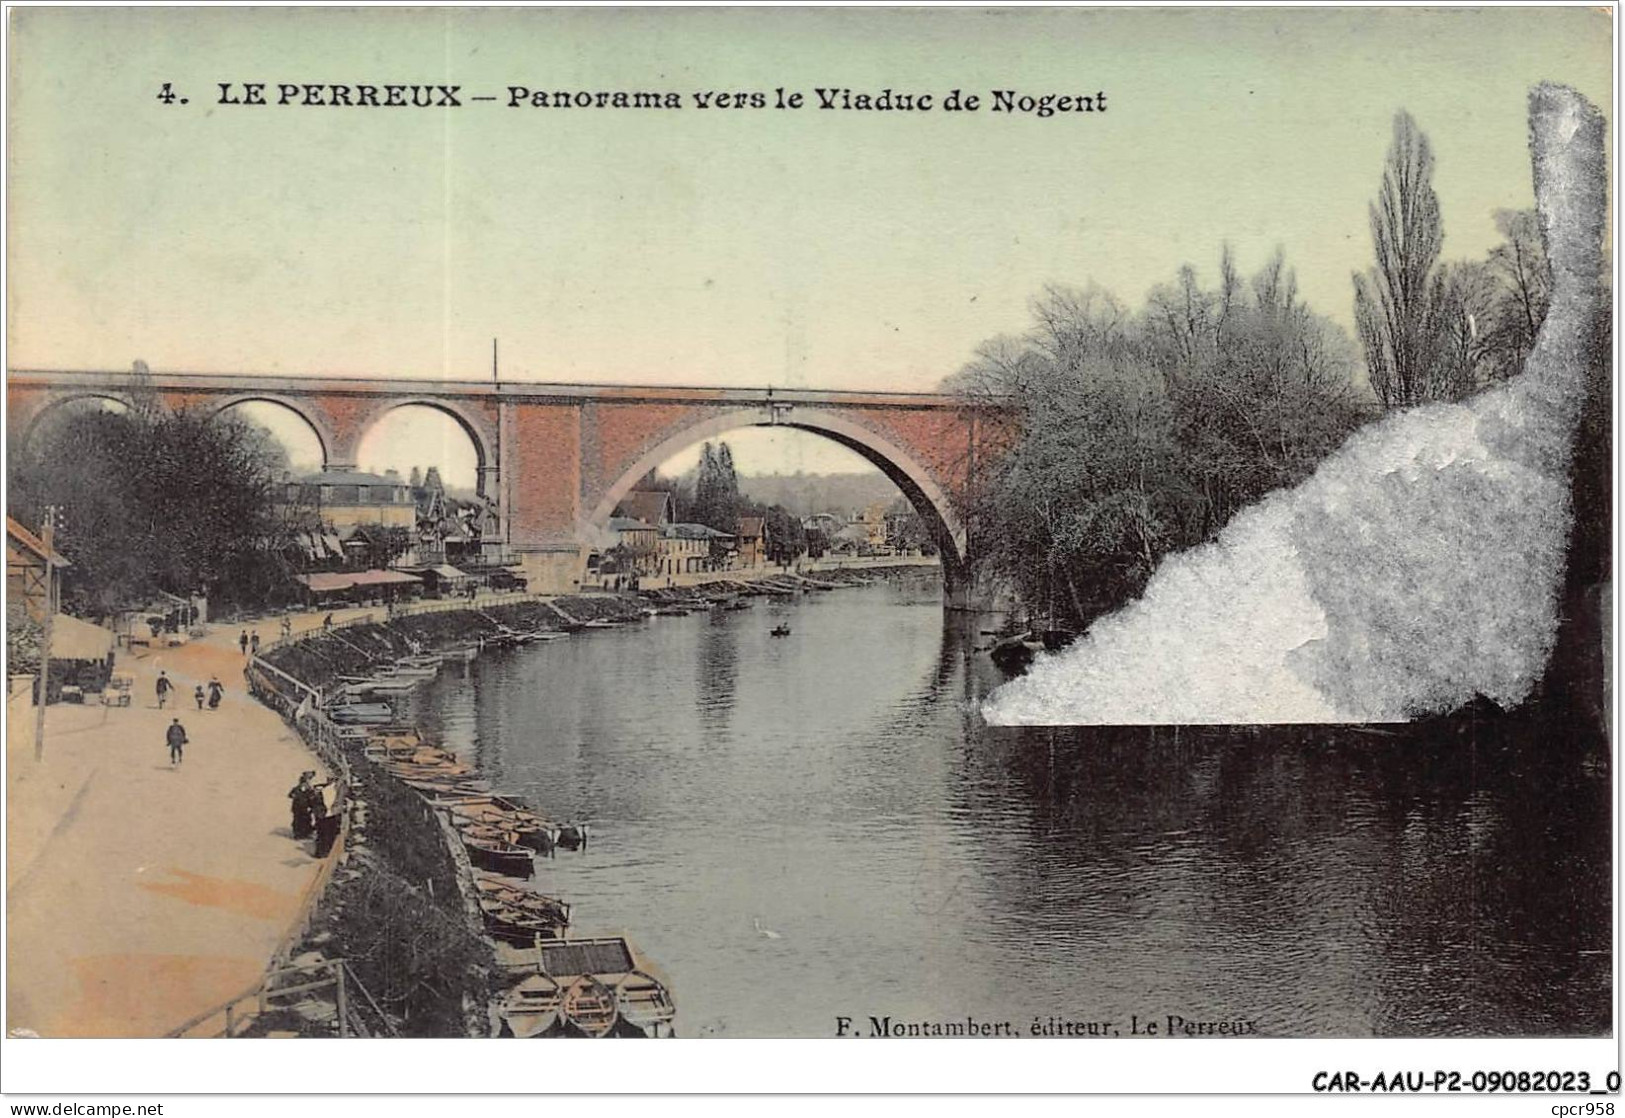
[287, 771, 341, 857]
[238, 629, 261, 657]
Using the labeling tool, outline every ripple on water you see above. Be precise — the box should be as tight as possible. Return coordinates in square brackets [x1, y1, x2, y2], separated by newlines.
[409, 582, 1610, 1038]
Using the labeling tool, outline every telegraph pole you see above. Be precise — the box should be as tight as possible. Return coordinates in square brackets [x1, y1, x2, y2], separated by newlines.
[33, 507, 56, 762]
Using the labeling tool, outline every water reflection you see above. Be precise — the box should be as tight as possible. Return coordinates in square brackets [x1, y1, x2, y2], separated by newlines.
[414, 579, 1610, 1038]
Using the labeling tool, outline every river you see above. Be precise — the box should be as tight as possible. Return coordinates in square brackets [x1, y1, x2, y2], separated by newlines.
[408, 576, 1611, 1038]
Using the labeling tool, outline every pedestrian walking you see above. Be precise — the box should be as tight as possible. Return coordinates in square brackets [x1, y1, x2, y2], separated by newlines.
[166, 718, 188, 766]
[322, 614, 334, 632]
[238, 630, 249, 656]
[207, 676, 224, 710]
[280, 616, 292, 640]
[249, 630, 260, 655]
[194, 684, 205, 711]
[155, 670, 173, 709]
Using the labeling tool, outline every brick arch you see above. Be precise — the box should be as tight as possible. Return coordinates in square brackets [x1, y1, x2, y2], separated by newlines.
[349, 397, 495, 483]
[14, 391, 134, 452]
[584, 405, 968, 570]
[206, 393, 336, 468]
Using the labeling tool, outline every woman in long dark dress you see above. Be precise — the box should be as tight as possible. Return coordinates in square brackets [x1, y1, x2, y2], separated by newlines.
[288, 772, 318, 839]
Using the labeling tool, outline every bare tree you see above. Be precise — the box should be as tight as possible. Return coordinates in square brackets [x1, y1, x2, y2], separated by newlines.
[1483, 208, 1552, 380]
[1353, 111, 1455, 407]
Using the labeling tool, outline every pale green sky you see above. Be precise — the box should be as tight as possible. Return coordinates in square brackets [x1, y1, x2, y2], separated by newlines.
[8, 7, 1612, 477]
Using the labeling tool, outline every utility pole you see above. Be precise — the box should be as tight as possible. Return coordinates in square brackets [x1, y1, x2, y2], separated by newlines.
[33, 507, 57, 762]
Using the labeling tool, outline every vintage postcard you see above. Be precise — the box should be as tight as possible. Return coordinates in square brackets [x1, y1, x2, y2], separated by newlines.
[2, 3, 1616, 1102]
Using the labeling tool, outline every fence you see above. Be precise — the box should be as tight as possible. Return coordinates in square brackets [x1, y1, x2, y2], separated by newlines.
[167, 671, 368, 1037]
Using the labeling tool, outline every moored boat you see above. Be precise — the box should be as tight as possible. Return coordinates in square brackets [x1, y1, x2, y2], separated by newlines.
[481, 899, 570, 946]
[329, 702, 394, 724]
[498, 973, 563, 1038]
[612, 970, 677, 1038]
[561, 974, 619, 1038]
[461, 831, 534, 878]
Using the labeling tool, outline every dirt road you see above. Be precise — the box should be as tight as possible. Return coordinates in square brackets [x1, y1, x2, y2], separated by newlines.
[6, 627, 328, 1037]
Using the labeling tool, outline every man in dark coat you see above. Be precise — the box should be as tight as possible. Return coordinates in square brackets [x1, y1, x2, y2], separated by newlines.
[166, 718, 187, 766]
[155, 671, 173, 709]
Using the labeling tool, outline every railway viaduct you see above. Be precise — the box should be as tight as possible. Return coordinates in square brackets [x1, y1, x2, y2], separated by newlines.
[7, 370, 1015, 609]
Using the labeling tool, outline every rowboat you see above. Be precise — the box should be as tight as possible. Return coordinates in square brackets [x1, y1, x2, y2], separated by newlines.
[582, 618, 619, 629]
[461, 831, 534, 878]
[491, 935, 674, 1037]
[479, 897, 571, 945]
[382, 663, 439, 679]
[446, 802, 556, 853]
[384, 758, 476, 779]
[344, 678, 420, 696]
[329, 702, 394, 724]
[612, 970, 677, 1038]
[769, 624, 791, 637]
[473, 875, 571, 915]
[400, 776, 492, 796]
[561, 975, 619, 1038]
[498, 973, 563, 1038]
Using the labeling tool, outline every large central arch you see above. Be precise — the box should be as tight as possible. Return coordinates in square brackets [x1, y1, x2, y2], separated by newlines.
[584, 405, 968, 577]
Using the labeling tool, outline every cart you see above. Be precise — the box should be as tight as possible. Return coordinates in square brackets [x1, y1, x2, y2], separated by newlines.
[101, 671, 134, 707]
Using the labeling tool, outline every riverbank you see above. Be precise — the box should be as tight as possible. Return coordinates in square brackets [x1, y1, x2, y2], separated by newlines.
[5, 626, 330, 1037]
[245, 564, 942, 1036]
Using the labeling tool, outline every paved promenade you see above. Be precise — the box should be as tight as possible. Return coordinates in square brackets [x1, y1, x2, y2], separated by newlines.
[6, 625, 328, 1038]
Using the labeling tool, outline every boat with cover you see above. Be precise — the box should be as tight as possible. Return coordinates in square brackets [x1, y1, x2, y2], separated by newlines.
[498, 973, 564, 1038]
[770, 624, 791, 637]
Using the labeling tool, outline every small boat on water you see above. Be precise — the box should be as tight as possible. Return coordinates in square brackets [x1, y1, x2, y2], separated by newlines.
[492, 935, 674, 1039]
[329, 702, 394, 724]
[554, 822, 589, 850]
[380, 663, 439, 680]
[527, 631, 566, 642]
[582, 618, 619, 629]
[462, 830, 535, 877]
[400, 775, 492, 796]
[612, 970, 677, 1038]
[473, 874, 571, 918]
[769, 624, 791, 637]
[498, 973, 563, 1038]
[481, 899, 570, 946]
[561, 974, 619, 1038]
[726, 600, 752, 611]
[344, 678, 421, 696]
[438, 645, 480, 663]
[449, 806, 554, 854]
